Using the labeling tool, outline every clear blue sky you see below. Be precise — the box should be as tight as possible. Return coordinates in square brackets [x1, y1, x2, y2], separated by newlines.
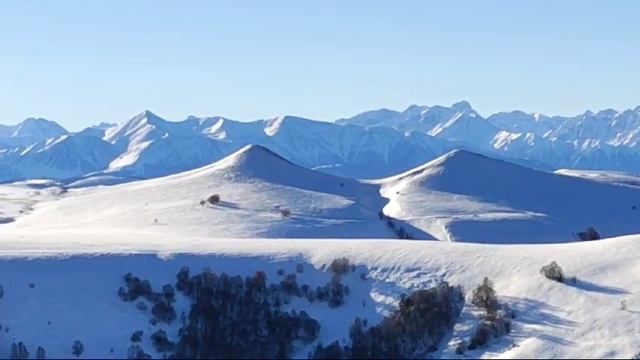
[1, 0, 639, 130]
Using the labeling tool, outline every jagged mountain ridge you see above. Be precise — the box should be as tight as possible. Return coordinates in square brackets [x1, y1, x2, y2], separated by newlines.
[3, 101, 640, 183]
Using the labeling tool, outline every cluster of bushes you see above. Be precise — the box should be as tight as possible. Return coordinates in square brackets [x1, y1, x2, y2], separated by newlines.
[117, 273, 177, 324]
[199, 194, 221, 207]
[8, 341, 81, 359]
[465, 278, 514, 351]
[382, 215, 413, 240]
[173, 267, 322, 358]
[126, 344, 151, 359]
[311, 282, 465, 358]
[10, 342, 30, 359]
[118, 260, 357, 358]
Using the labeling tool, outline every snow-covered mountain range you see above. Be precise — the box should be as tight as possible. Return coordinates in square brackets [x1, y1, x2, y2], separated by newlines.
[3, 101, 640, 183]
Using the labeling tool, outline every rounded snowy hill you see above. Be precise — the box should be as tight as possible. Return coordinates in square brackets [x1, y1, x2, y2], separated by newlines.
[3, 145, 396, 239]
[380, 149, 640, 243]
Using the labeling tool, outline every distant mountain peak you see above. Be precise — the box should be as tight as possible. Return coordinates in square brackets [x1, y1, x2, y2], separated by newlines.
[451, 100, 473, 112]
[131, 110, 165, 124]
[12, 117, 68, 139]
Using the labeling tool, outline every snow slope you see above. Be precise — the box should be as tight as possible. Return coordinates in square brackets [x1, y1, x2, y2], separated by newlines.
[1, 146, 640, 358]
[380, 150, 640, 243]
[0, 234, 638, 359]
[5, 147, 639, 244]
[0, 135, 119, 183]
[1, 145, 398, 239]
[555, 169, 640, 188]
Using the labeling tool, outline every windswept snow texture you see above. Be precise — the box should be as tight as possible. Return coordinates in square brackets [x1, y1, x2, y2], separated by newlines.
[380, 150, 640, 243]
[1, 145, 398, 239]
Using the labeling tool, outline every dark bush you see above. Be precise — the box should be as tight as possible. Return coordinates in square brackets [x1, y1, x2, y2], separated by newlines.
[152, 299, 176, 324]
[127, 344, 151, 359]
[35, 346, 46, 360]
[130, 330, 143, 343]
[207, 194, 220, 205]
[36, 346, 47, 359]
[71, 340, 84, 358]
[311, 341, 345, 359]
[120, 273, 154, 302]
[471, 277, 499, 315]
[540, 261, 565, 283]
[467, 278, 513, 351]
[176, 266, 190, 292]
[329, 257, 351, 276]
[468, 321, 492, 350]
[576, 226, 600, 241]
[280, 208, 291, 217]
[313, 282, 465, 359]
[10, 342, 29, 359]
[327, 275, 347, 308]
[280, 273, 300, 296]
[162, 284, 176, 302]
[151, 329, 175, 353]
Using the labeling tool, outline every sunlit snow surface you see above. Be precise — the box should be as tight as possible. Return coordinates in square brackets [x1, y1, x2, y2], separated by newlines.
[2, 148, 640, 358]
[0, 235, 639, 359]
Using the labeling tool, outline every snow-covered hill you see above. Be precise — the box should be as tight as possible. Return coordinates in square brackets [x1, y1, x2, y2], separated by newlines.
[1, 145, 400, 239]
[379, 150, 640, 243]
[2, 145, 640, 358]
[5, 145, 640, 244]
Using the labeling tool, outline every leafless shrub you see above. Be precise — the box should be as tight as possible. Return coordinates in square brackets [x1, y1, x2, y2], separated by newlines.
[540, 261, 565, 283]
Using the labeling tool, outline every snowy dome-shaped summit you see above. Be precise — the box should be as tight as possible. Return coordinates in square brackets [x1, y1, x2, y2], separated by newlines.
[214, 144, 292, 171]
